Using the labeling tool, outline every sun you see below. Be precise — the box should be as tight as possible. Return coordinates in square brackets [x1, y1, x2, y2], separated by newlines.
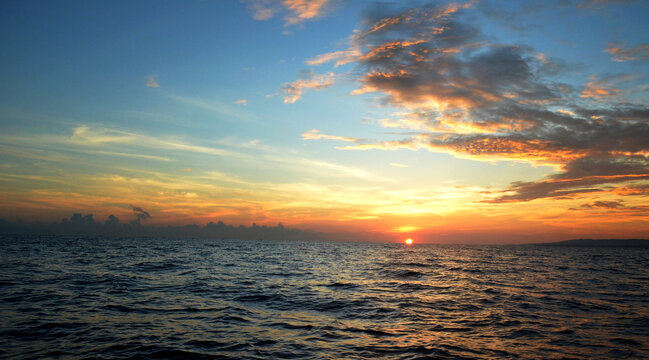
[405, 238, 413, 245]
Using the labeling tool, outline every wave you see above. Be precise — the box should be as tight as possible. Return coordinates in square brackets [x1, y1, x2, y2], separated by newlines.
[1, 235, 648, 359]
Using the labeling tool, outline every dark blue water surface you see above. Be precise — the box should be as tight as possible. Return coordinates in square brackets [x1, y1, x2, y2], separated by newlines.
[1, 235, 648, 359]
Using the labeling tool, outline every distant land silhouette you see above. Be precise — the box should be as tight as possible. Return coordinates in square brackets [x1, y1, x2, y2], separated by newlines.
[537, 239, 649, 248]
[0, 213, 327, 241]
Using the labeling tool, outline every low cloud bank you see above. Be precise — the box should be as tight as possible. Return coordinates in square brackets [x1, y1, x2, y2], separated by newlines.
[0, 213, 325, 241]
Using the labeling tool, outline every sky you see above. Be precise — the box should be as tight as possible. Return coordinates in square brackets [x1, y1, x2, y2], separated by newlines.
[0, 0, 648, 243]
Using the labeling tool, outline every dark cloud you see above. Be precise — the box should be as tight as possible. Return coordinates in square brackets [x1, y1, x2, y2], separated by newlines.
[487, 157, 649, 203]
[350, 3, 563, 111]
[0, 213, 324, 240]
[577, 200, 624, 209]
[130, 204, 151, 222]
[614, 184, 649, 196]
[570, 199, 649, 214]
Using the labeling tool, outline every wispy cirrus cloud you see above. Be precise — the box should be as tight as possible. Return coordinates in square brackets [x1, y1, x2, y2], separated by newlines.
[242, 0, 333, 26]
[300, 1, 649, 205]
[389, 162, 408, 168]
[244, 0, 277, 20]
[580, 74, 631, 99]
[284, 0, 331, 25]
[280, 70, 334, 103]
[306, 48, 362, 67]
[169, 95, 254, 122]
[605, 43, 649, 62]
[69, 125, 239, 158]
[146, 75, 160, 88]
[301, 129, 358, 142]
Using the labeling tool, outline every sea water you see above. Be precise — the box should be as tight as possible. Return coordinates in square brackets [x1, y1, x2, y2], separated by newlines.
[1, 235, 648, 359]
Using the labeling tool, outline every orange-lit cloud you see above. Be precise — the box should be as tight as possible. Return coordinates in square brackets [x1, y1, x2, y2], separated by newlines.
[244, 0, 276, 20]
[281, 70, 334, 103]
[363, 2, 474, 37]
[614, 184, 649, 196]
[488, 158, 649, 203]
[243, 0, 332, 26]
[306, 48, 361, 67]
[301, 129, 358, 142]
[605, 43, 649, 62]
[334, 135, 585, 166]
[146, 75, 159, 88]
[581, 75, 629, 99]
[358, 40, 427, 63]
[283, 0, 331, 25]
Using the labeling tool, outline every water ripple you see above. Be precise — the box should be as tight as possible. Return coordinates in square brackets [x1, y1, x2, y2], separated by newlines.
[1, 236, 648, 359]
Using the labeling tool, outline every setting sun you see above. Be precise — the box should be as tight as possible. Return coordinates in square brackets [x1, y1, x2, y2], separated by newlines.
[405, 238, 413, 245]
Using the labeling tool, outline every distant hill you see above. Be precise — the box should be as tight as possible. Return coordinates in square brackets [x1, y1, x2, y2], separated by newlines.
[537, 239, 649, 248]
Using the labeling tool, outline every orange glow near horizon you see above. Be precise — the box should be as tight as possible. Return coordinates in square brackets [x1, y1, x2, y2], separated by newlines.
[405, 238, 413, 245]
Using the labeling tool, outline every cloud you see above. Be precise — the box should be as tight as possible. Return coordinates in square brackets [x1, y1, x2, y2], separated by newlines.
[146, 75, 159, 88]
[71, 125, 137, 145]
[235, 99, 248, 106]
[169, 95, 254, 122]
[487, 157, 649, 203]
[283, 0, 332, 25]
[581, 74, 631, 99]
[88, 150, 173, 162]
[69, 125, 241, 158]
[300, 1, 649, 205]
[301, 129, 358, 142]
[9, 123, 391, 188]
[605, 43, 649, 62]
[614, 184, 649, 196]
[306, 48, 362, 67]
[243, 0, 277, 20]
[577, 200, 624, 209]
[389, 162, 408, 168]
[0, 213, 324, 241]
[280, 70, 334, 103]
[130, 204, 151, 221]
[243, 0, 332, 26]
[570, 199, 649, 214]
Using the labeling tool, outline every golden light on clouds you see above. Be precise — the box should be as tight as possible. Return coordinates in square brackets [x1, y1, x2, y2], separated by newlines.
[394, 226, 419, 233]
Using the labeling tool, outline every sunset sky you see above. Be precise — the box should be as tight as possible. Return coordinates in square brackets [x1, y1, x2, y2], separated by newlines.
[1, 0, 648, 243]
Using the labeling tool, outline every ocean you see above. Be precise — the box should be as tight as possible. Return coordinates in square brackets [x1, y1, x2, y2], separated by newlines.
[1, 235, 648, 359]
